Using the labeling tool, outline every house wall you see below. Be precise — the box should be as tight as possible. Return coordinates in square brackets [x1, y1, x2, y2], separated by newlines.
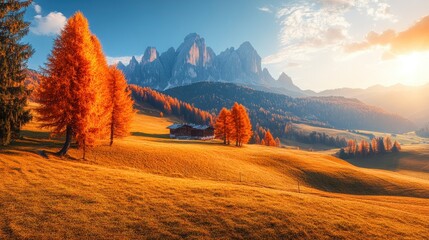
[169, 126, 215, 140]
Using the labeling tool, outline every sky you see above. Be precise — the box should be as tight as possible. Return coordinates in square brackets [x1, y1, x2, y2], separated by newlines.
[24, 0, 429, 92]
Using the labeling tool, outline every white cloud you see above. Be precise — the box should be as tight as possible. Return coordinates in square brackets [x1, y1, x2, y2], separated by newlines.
[30, 12, 67, 36]
[106, 55, 143, 66]
[262, 0, 396, 65]
[367, 2, 396, 21]
[32, 2, 42, 14]
[258, 6, 272, 13]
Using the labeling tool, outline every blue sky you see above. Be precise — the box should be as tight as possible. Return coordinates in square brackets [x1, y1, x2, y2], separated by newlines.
[24, 0, 429, 91]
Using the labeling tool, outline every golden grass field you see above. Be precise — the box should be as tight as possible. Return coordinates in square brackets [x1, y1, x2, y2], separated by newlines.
[1, 105, 429, 239]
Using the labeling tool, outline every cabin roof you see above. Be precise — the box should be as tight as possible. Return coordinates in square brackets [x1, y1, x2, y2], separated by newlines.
[167, 123, 213, 130]
[166, 123, 184, 130]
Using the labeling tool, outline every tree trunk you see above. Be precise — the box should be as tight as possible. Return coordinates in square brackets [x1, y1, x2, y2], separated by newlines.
[57, 125, 72, 156]
[110, 121, 114, 146]
[0, 120, 11, 146]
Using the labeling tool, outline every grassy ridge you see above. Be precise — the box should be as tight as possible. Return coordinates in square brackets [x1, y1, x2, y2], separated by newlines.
[1, 107, 429, 239]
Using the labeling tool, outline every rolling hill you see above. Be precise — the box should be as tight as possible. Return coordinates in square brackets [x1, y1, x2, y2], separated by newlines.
[1, 103, 428, 239]
[165, 82, 415, 135]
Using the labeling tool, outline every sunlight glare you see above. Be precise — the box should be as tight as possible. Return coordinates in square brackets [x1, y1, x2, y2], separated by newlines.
[399, 53, 419, 76]
[396, 52, 429, 85]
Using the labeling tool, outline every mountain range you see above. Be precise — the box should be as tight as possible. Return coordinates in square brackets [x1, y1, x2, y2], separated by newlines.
[117, 33, 304, 97]
[315, 83, 429, 127]
[117, 32, 427, 129]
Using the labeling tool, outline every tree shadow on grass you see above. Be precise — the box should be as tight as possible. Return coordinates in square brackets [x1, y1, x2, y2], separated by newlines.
[342, 154, 401, 171]
[131, 132, 170, 139]
[150, 138, 224, 146]
[2, 129, 67, 156]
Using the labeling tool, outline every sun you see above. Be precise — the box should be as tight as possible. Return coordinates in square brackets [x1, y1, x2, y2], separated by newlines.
[398, 53, 419, 79]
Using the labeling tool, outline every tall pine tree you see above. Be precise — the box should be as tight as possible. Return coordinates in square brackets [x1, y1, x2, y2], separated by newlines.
[0, 0, 33, 146]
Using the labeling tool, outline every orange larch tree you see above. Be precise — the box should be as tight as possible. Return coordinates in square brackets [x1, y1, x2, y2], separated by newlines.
[91, 35, 111, 138]
[214, 107, 232, 145]
[263, 130, 276, 146]
[108, 66, 135, 146]
[230, 102, 252, 146]
[36, 12, 109, 158]
[371, 138, 378, 154]
[384, 136, 393, 151]
[275, 137, 281, 147]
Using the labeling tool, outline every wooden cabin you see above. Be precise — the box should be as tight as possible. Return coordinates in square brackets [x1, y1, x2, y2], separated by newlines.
[167, 123, 215, 140]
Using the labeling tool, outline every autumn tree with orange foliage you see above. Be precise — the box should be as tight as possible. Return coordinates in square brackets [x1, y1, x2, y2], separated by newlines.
[230, 102, 252, 146]
[275, 137, 281, 147]
[263, 130, 276, 147]
[108, 66, 135, 146]
[36, 12, 111, 158]
[214, 108, 232, 145]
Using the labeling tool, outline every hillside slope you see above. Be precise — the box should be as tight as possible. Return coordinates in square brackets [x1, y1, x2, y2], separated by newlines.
[1, 107, 428, 239]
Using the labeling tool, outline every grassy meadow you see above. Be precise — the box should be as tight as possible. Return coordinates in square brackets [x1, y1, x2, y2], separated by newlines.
[1, 105, 429, 239]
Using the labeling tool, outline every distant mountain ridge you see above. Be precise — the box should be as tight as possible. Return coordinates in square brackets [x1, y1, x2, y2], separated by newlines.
[165, 82, 415, 135]
[117, 33, 305, 97]
[315, 83, 429, 127]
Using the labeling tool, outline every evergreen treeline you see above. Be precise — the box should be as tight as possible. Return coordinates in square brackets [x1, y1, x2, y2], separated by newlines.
[0, 1, 33, 146]
[338, 136, 401, 159]
[283, 122, 348, 148]
[416, 125, 429, 138]
[129, 84, 213, 125]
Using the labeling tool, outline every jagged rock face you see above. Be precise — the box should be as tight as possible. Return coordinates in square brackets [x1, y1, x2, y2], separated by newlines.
[159, 47, 176, 80]
[141, 47, 159, 64]
[170, 33, 217, 87]
[124, 56, 141, 84]
[236, 41, 262, 75]
[138, 47, 171, 89]
[216, 47, 241, 81]
[174, 33, 214, 68]
[118, 33, 303, 95]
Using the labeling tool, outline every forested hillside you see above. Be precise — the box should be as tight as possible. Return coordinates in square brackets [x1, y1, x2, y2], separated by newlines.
[165, 82, 415, 138]
[129, 84, 213, 125]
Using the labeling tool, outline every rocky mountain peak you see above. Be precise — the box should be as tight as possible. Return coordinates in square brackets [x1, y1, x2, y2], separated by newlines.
[128, 56, 139, 70]
[142, 47, 159, 64]
[116, 61, 126, 70]
[184, 32, 201, 42]
[278, 72, 292, 84]
[236, 41, 261, 74]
